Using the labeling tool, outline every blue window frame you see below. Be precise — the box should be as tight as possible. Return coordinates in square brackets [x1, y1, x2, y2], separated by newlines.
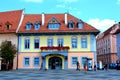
[34, 24, 40, 30]
[81, 57, 87, 65]
[58, 38, 64, 47]
[24, 38, 30, 49]
[71, 57, 78, 66]
[71, 38, 77, 48]
[24, 57, 30, 66]
[78, 23, 83, 29]
[34, 38, 40, 49]
[33, 57, 40, 66]
[48, 23, 60, 30]
[47, 38, 53, 46]
[68, 23, 74, 29]
[81, 38, 87, 48]
[26, 24, 32, 30]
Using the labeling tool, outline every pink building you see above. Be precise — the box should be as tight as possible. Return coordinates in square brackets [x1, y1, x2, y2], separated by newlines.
[96, 24, 118, 65]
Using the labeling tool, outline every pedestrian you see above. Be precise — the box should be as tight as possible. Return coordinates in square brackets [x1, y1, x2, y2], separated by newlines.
[104, 64, 108, 71]
[40, 62, 43, 70]
[76, 61, 80, 71]
[94, 63, 97, 71]
[83, 64, 87, 73]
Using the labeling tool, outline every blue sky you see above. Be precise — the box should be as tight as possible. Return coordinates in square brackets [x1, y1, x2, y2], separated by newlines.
[0, 0, 120, 32]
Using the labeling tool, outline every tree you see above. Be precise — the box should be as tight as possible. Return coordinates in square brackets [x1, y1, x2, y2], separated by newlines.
[0, 40, 17, 70]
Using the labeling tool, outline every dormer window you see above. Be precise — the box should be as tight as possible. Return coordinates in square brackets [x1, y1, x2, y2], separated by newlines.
[68, 20, 74, 29]
[26, 21, 32, 30]
[34, 21, 40, 30]
[78, 20, 83, 29]
[5, 21, 11, 30]
[48, 17, 60, 30]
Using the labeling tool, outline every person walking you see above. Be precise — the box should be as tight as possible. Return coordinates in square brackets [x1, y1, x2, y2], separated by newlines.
[83, 63, 87, 73]
[76, 61, 80, 71]
[94, 63, 97, 71]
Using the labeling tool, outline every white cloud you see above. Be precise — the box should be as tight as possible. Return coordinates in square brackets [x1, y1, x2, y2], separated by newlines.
[87, 18, 116, 32]
[56, 4, 66, 8]
[117, 0, 120, 4]
[22, 0, 43, 3]
[57, 0, 78, 3]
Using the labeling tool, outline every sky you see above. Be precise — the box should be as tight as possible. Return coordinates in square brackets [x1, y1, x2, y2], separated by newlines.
[0, 0, 120, 32]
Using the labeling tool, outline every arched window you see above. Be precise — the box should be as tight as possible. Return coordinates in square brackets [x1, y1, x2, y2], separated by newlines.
[68, 20, 74, 29]
[78, 20, 83, 29]
[34, 21, 40, 30]
[26, 21, 32, 30]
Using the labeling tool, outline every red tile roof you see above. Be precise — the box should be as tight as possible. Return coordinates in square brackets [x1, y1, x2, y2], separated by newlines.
[18, 13, 100, 35]
[0, 10, 23, 33]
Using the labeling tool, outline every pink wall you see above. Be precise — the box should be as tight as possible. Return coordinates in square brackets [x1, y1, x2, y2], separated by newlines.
[18, 53, 42, 69]
[68, 52, 94, 69]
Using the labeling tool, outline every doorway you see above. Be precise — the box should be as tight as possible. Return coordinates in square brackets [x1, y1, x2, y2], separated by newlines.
[49, 57, 62, 70]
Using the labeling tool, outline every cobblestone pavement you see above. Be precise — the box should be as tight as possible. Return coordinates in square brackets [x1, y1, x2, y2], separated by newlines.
[0, 69, 120, 80]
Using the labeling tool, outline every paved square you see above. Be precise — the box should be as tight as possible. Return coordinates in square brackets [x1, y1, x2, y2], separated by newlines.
[0, 69, 120, 80]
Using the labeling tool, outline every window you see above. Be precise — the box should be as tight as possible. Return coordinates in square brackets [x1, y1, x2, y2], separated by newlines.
[58, 38, 63, 47]
[78, 23, 83, 29]
[26, 21, 32, 30]
[6, 24, 11, 30]
[33, 57, 40, 66]
[81, 57, 87, 65]
[24, 57, 30, 66]
[81, 37, 87, 48]
[24, 38, 30, 49]
[72, 38, 77, 48]
[71, 57, 78, 66]
[68, 20, 74, 29]
[48, 23, 60, 30]
[34, 24, 40, 30]
[34, 38, 40, 49]
[47, 38, 53, 46]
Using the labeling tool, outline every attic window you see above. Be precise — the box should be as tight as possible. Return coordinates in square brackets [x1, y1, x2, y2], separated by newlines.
[5, 21, 11, 30]
[6, 24, 11, 30]
[0, 25, 2, 29]
[26, 21, 32, 30]
[34, 21, 40, 30]
[68, 20, 74, 29]
[78, 20, 83, 29]
[48, 17, 60, 30]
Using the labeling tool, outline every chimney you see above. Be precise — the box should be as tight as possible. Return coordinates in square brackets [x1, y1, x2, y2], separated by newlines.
[42, 13, 45, 26]
[65, 13, 67, 25]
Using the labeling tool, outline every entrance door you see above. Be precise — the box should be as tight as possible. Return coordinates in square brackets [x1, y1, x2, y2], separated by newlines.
[49, 57, 62, 70]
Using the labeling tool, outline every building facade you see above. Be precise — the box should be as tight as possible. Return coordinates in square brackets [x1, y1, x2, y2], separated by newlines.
[113, 22, 120, 61]
[17, 13, 99, 70]
[0, 10, 23, 70]
[96, 24, 118, 65]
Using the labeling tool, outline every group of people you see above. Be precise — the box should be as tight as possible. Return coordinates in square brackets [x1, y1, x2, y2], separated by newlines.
[76, 61, 87, 72]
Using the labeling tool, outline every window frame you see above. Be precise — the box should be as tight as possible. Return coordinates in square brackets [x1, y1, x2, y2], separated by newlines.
[71, 37, 77, 48]
[33, 57, 40, 66]
[71, 56, 78, 66]
[34, 38, 40, 49]
[47, 38, 53, 47]
[23, 57, 30, 66]
[81, 37, 87, 48]
[24, 38, 30, 49]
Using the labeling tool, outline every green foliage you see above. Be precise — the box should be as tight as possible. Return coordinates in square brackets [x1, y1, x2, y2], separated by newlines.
[0, 40, 17, 63]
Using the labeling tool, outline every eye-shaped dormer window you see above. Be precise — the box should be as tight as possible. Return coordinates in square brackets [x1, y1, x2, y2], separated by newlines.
[34, 21, 40, 30]
[78, 20, 83, 29]
[68, 20, 74, 29]
[26, 21, 32, 30]
[5, 21, 12, 30]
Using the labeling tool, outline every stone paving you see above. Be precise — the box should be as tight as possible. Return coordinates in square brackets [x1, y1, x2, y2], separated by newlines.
[0, 69, 120, 80]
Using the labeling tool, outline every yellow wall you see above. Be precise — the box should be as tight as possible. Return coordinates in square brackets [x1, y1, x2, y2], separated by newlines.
[20, 35, 91, 52]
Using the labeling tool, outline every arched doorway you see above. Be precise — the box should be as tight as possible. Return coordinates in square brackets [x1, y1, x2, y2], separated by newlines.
[49, 57, 62, 70]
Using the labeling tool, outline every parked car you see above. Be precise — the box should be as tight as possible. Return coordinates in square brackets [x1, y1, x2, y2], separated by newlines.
[109, 63, 117, 69]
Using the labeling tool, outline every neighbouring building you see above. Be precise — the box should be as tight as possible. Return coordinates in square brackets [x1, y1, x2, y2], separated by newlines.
[17, 12, 99, 70]
[96, 24, 118, 65]
[113, 22, 120, 61]
[0, 10, 23, 70]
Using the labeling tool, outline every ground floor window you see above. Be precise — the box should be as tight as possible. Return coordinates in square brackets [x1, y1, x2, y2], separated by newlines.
[71, 57, 78, 66]
[24, 57, 30, 66]
[33, 57, 40, 66]
[81, 57, 87, 65]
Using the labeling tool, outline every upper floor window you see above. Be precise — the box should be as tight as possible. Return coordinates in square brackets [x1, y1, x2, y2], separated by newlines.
[71, 37, 77, 48]
[81, 37, 87, 48]
[48, 17, 60, 30]
[78, 20, 83, 29]
[26, 21, 32, 30]
[58, 38, 64, 47]
[47, 38, 53, 47]
[24, 38, 30, 49]
[34, 38, 40, 49]
[68, 20, 74, 29]
[34, 21, 40, 30]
